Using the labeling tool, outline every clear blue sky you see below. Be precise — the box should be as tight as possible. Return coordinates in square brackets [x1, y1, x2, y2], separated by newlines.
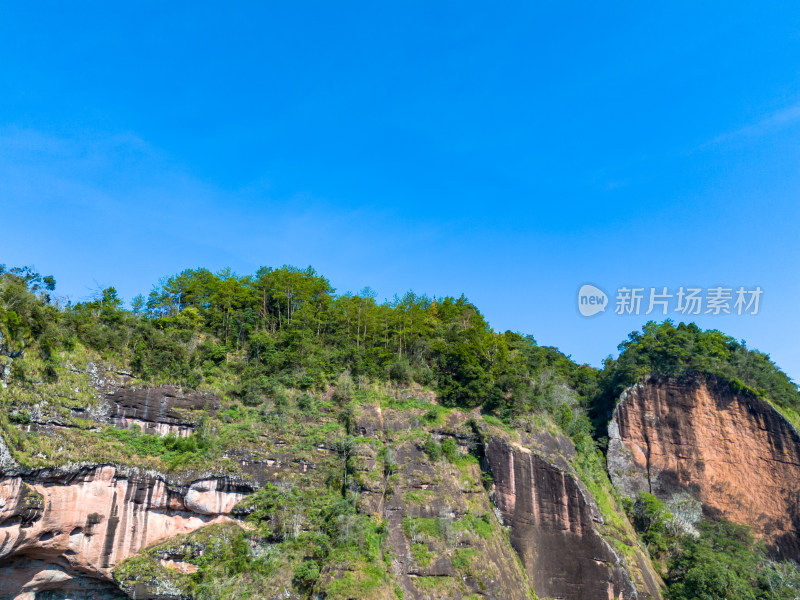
[1, 2, 799, 381]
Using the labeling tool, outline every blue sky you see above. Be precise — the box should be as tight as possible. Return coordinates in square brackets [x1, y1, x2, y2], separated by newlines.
[1, 2, 799, 380]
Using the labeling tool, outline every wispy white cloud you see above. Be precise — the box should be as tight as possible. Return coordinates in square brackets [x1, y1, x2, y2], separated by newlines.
[0, 127, 458, 302]
[705, 102, 800, 147]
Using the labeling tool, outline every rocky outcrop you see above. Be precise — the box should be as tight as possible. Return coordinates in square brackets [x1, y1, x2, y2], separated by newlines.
[608, 374, 800, 559]
[6, 358, 220, 438]
[345, 403, 664, 600]
[101, 386, 220, 437]
[0, 372, 670, 599]
[349, 404, 535, 600]
[484, 433, 663, 600]
[0, 465, 250, 599]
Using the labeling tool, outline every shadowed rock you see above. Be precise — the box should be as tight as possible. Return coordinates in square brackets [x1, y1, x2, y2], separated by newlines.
[103, 386, 220, 437]
[484, 433, 663, 600]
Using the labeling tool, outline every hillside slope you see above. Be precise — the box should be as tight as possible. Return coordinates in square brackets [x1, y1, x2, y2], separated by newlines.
[3, 265, 800, 599]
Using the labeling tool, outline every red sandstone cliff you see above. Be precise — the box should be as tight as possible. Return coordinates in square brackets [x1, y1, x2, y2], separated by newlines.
[0, 382, 242, 599]
[608, 374, 800, 559]
[0, 465, 249, 598]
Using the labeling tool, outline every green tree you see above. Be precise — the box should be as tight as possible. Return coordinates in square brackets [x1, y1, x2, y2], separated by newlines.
[631, 492, 673, 556]
[667, 521, 770, 600]
[591, 321, 800, 435]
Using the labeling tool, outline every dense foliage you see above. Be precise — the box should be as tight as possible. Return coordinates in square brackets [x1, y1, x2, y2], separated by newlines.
[114, 483, 393, 599]
[592, 320, 800, 433]
[623, 493, 800, 600]
[0, 264, 599, 444]
[4, 264, 800, 598]
[4, 266, 796, 424]
[2, 264, 797, 456]
[666, 520, 797, 600]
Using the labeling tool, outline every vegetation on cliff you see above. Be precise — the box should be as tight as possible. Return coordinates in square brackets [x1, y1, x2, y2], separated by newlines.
[592, 320, 800, 432]
[1, 264, 594, 399]
[0, 263, 600, 470]
[2, 263, 800, 599]
[626, 492, 800, 600]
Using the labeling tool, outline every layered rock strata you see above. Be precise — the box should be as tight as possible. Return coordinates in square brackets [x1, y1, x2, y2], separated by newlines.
[101, 386, 220, 437]
[0, 465, 249, 599]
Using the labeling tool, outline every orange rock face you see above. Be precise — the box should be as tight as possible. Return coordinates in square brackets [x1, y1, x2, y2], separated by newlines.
[0, 466, 249, 598]
[608, 374, 800, 558]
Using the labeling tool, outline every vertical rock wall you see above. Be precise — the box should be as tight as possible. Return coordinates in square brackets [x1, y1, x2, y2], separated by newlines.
[484, 434, 663, 600]
[608, 374, 800, 559]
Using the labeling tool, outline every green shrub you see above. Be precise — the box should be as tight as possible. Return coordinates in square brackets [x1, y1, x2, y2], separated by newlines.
[421, 436, 442, 461]
[293, 560, 320, 588]
[441, 437, 459, 462]
[455, 513, 494, 539]
[666, 521, 778, 600]
[411, 543, 433, 566]
[452, 548, 477, 571]
[631, 492, 673, 557]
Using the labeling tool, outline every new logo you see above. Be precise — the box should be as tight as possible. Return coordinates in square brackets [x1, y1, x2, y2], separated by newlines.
[578, 284, 608, 317]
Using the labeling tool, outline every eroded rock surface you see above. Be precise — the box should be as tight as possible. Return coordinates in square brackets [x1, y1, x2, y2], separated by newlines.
[102, 386, 220, 437]
[0, 376, 671, 599]
[0, 465, 249, 598]
[484, 433, 662, 600]
[349, 404, 534, 600]
[608, 374, 800, 559]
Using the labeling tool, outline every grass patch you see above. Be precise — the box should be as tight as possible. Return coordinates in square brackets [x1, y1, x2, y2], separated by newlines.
[454, 512, 494, 539]
[411, 543, 434, 566]
[451, 548, 477, 571]
[414, 575, 457, 593]
[404, 490, 436, 505]
[402, 517, 445, 541]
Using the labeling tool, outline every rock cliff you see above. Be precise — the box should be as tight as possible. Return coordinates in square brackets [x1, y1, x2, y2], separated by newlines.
[349, 403, 535, 600]
[0, 360, 670, 599]
[0, 391, 669, 600]
[484, 432, 663, 600]
[0, 465, 250, 599]
[101, 385, 220, 437]
[0, 368, 247, 599]
[349, 402, 662, 600]
[608, 374, 800, 559]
